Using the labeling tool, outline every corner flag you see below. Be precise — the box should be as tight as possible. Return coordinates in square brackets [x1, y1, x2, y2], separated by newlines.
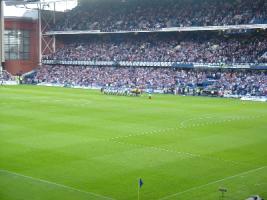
[138, 178, 143, 200]
[139, 178, 143, 188]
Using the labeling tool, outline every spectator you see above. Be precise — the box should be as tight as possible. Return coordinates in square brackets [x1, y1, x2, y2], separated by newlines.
[43, 32, 267, 64]
[29, 65, 267, 97]
[51, 0, 267, 32]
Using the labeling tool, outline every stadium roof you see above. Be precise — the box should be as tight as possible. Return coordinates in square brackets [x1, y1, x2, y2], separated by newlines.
[4, 0, 77, 10]
[5, 0, 62, 6]
[5, 0, 43, 6]
[3, 0, 77, 18]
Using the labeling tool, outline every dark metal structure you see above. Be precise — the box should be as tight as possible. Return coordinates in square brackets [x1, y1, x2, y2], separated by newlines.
[0, 0, 4, 71]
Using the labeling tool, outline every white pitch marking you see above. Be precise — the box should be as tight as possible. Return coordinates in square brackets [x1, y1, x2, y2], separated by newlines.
[0, 169, 115, 200]
[110, 140, 241, 164]
[158, 166, 267, 200]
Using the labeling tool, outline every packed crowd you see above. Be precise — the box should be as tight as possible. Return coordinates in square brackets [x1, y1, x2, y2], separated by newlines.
[28, 65, 267, 97]
[52, 0, 267, 32]
[43, 33, 267, 64]
[0, 70, 15, 82]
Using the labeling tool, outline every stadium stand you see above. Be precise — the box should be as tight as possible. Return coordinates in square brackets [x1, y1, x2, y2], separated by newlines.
[32, 0, 267, 99]
[43, 32, 267, 64]
[51, 0, 267, 32]
[26, 65, 267, 97]
[1, 70, 15, 82]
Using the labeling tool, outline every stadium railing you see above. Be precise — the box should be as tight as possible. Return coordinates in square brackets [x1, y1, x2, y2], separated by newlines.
[42, 59, 267, 69]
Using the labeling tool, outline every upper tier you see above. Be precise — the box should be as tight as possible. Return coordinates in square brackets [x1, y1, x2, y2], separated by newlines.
[50, 0, 267, 32]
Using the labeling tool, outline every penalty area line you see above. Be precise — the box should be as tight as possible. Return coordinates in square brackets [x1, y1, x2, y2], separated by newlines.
[0, 169, 115, 200]
[158, 165, 267, 200]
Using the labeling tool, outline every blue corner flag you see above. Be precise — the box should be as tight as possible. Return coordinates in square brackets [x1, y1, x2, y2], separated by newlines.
[139, 178, 143, 188]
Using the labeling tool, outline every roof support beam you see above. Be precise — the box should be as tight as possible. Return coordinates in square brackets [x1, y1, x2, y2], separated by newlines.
[0, 0, 5, 71]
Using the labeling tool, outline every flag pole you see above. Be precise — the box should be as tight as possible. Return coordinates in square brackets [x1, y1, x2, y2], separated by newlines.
[138, 179, 140, 200]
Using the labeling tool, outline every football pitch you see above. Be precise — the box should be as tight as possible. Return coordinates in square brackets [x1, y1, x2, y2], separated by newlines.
[0, 85, 267, 200]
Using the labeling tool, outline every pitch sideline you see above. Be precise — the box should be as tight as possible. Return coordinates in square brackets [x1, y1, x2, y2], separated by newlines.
[158, 165, 267, 200]
[0, 169, 115, 200]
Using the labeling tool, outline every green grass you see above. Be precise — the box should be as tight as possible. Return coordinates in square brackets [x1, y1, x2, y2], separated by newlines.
[0, 85, 267, 200]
